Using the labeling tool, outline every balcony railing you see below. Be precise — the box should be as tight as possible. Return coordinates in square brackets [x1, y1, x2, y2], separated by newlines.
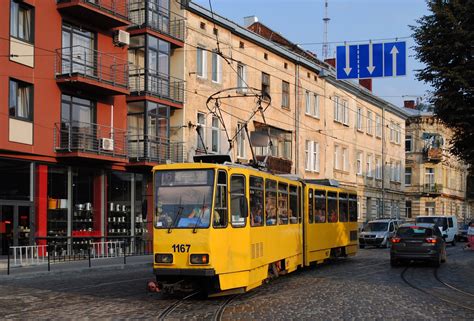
[55, 46, 129, 91]
[54, 121, 128, 158]
[128, 134, 185, 163]
[423, 183, 443, 194]
[57, 0, 130, 22]
[129, 68, 185, 104]
[423, 147, 443, 163]
[129, 2, 185, 42]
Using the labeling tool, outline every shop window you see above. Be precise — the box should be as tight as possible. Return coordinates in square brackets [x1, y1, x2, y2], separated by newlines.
[230, 175, 246, 227]
[250, 176, 264, 227]
[0, 159, 30, 201]
[213, 170, 228, 228]
[265, 179, 277, 226]
[134, 174, 148, 239]
[327, 192, 338, 223]
[314, 190, 326, 223]
[107, 172, 132, 237]
[47, 166, 68, 243]
[9, 79, 33, 121]
[277, 182, 288, 225]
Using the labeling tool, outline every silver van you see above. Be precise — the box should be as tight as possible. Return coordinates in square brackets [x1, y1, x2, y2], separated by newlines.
[359, 219, 404, 248]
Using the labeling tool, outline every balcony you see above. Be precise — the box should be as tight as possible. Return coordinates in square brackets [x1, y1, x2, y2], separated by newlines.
[422, 183, 443, 196]
[128, 69, 184, 107]
[128, 134, 185, 165]
[55, 46, 130, 96]
[56, 0, 130, 29]
[423, 147, 443, 163]
[54, 121, 128, 162]
[128, 3, 185, 45]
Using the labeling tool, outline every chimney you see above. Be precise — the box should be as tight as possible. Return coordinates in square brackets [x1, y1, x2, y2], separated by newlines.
[325, 58, 335, 67]
[359, 79, 372, 92]
[404, 100, 416, 109]
[244, 16, 258, 28]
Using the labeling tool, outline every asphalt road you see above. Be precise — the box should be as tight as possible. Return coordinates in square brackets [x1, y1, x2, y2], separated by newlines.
[0, 244, 473, 320]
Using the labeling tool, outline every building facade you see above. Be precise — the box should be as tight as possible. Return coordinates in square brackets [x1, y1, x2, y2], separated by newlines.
[404, 104, 472, 222]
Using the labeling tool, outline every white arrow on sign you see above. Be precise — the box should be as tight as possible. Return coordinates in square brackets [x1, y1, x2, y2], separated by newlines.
[367, 42, 375, 74]
[390, 45, 399, 77]
[344, 43, 352, 75]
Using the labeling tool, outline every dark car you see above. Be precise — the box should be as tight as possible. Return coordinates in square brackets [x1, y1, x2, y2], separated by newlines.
[390, 223, 447, 267]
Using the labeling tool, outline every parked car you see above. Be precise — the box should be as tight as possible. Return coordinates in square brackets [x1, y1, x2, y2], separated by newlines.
[359, 219, 404, 248]
[390, 223, 447, 267]
[415, 215, 458, 245]
[458, 223, 469, 242]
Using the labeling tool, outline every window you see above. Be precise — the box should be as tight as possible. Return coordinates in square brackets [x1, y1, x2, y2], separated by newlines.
[265, 179, 277, 226]
[334, 96, 343, 122]
[305, 91, 311, 114]
[390, 161, 395, 181]
[147, 36, 170, 96]
[366, 111, 373, 135]
[342, 100, 349, 125]
[10, 0, 34, 43]
[405, 167, 412, 186]
[277, 183, 288, 225]
[236, 122, 246, 158]
[313, 94, 320, 118]
[375, 157, 382, 179]
[425, 168, 435, 186]
[196, 112, 206, 150]
[262, 72, 270, 100]
[405, 135, 413, 152]
[305, 140, 311, 171]
[213, 170, 228, 227]
[349, 194, 358, 222]
[230, 175, 246, 227]
[305, 140, 320, 172]
[342, 148, 349, 172]
[211, 50, 221, 83]
[250, 176, 264, 227]
[356, 107, 363, 131]
[196, 47, 206, 78]
[396, 162, 401, 182]
[314, 190, 326, 223]
[327, 192, 338, 223]
[289, 185, 298, 224]
[356, 151, 363, 175]
[312, 142, 320, 172]
[211, 116, 219, 153]
[61, 94, 95, 125]
[9, 79, 33, 121]
[282, 81, 290, 108]
[308, 189, 314, 223]
[334, 145, 340, 170]
[61, 23, 95, 76]
[366, 154, 373, 178]
[406, 200, 412, 218]
[339, 193, 348, 222]
[395, 123, 401, 144]
[375, 114, 382, 138]
[237, 63, 246, 92]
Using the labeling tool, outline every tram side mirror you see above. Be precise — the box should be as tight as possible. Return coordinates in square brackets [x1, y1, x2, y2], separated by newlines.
[240, 196, 249, 218]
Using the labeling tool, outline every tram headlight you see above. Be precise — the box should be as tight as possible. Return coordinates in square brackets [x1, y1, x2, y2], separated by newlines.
[190, 254, 209, 265]
[155, 253, 173, 264]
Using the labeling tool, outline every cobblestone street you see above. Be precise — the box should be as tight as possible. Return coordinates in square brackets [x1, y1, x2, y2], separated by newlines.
[0, 245, 473, 320]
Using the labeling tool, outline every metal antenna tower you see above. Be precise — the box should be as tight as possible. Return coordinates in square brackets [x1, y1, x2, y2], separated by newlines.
[322, 0, 330, 59]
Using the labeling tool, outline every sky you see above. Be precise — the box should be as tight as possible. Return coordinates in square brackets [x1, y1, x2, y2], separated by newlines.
[193, 0, 432, 107]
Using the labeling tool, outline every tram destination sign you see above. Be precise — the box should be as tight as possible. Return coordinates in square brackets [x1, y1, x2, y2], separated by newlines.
[336, 41, 406, 80]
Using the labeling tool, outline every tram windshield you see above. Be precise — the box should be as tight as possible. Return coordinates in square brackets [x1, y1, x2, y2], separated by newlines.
[154, 169, 215, 229]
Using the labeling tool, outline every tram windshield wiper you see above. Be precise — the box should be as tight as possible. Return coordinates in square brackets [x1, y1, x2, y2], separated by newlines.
[192, 196, 206, 234]
[168, 198, 183, 233]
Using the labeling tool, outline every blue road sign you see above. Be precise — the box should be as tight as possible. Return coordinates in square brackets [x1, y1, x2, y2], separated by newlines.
[384, 42, 406, 77]
[359, 43, 383, 78]
[336, 44, 358, 79]
[336, 41, 406, 79]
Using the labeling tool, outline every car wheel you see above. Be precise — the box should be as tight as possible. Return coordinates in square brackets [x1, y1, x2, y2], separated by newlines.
[359, 244, 365, 249]
[451, 238, 456, 246]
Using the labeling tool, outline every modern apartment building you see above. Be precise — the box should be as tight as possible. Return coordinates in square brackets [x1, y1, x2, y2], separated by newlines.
[404, 102, 472, 221]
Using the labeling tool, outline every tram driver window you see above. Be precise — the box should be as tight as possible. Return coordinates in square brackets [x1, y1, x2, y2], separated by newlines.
[230, 175, 247, 227]
[308, 189, 314, 223]
[213, 170, 228, 228]
[265, 179, 277, 225]
[277, 182, 288, 225]
[314, 190, 326, 223]
[289, 185, 298, 224]
[339, 193, 349, 222]
[349, 194, 358, 222]
[327, 192, 338, 223]
[250, 176, 264, 227]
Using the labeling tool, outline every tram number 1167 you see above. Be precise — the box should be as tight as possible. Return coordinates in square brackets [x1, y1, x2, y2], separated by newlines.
[172, 244, 191, 253]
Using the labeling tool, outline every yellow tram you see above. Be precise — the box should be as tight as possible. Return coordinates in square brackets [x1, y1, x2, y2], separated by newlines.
[151, 162, 358, 296]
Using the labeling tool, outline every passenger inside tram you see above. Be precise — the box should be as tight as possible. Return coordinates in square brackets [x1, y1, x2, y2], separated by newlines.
[329, 209, 338, 223]
[266, 197, 277, 225]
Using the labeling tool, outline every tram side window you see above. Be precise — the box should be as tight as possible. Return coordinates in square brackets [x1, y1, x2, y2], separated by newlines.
[308, 189, 314, 223]
[289, 185, 298, 224]
[230, 175, 247, 227]
[278, 182, 288, 225]
[265, 179, 277, 226]
[327, 192, 338, 223]
[213, 170, 228, 228]
[250, 176, 264, 227]
[339, 193, 349, 222]
[314, 190, 326, 223]
[349, 194, 358, 222]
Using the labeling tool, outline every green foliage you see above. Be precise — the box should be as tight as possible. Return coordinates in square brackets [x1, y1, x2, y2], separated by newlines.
[412, 0, 474, 166]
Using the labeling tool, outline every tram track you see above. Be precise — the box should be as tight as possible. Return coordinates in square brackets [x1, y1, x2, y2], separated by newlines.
[400, 265, 474, 312]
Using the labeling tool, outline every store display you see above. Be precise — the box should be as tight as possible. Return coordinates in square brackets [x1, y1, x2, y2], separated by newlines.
[108, 202, 131, 236]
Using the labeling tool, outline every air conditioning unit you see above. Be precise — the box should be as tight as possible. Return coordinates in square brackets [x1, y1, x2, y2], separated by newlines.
[101, 138, 114, 151]
[113, 30, 130, 47]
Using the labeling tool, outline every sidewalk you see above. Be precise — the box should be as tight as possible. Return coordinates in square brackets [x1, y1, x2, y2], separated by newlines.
[0, 254, 152, 279]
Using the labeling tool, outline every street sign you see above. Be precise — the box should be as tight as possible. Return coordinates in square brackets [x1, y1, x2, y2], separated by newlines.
[335, 41, 406, 79]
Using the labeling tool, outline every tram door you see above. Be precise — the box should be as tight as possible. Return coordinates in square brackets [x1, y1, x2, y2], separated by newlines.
[0, 204, 34, 255]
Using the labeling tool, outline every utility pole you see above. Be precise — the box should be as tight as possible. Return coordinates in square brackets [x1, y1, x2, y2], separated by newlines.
[322, 0, 330, 59]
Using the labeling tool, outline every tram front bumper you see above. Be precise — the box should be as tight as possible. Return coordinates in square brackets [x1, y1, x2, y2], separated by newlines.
[154, 267, 216, 277]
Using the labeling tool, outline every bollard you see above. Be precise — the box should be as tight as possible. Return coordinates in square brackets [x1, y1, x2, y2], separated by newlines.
[88, 247, 91, 268]
[123, 242, 126, 265]
[7, 245, 10, 275]
[47, 249, 51, 272]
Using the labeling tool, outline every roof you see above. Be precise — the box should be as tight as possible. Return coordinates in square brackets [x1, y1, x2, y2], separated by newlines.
[404, 108, 434, 117]
[368, 219, 403, 223]
[400, 223, 435, 228]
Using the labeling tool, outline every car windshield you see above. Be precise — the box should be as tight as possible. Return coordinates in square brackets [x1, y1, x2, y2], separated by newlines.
[364, 222, 388, 232]
[154, 169, 214, 229]
[397, 226, 433, 238]
[416, 217, 448, 229]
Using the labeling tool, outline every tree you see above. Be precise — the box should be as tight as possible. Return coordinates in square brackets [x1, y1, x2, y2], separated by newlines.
[412, 0, 474, 167]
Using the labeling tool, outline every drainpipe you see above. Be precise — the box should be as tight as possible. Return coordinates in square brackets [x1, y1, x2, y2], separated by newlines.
[294, 62, 300, 176]
[110, 104, 114, 139]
